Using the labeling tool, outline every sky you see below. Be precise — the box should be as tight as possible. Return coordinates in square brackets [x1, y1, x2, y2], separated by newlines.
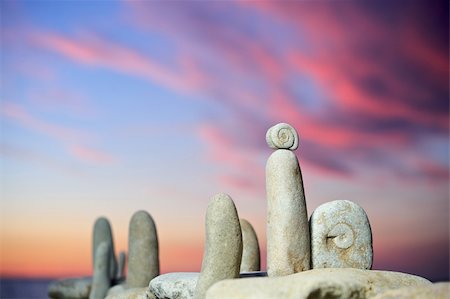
[0, 0, 448, 282]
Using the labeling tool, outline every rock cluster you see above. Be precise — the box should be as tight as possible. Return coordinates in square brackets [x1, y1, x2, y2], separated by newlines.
[48, 122, 448, 299]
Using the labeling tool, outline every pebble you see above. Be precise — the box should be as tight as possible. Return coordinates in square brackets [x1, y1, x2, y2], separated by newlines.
[93, 217, 117, 280]
[265, 123, 299, 150]
[150, 272, 199, 299]
[48, 277, 91, 299]
[239, 219, 260, 272]
[90, 241, 112, 299]
[310, 200, 373, 269]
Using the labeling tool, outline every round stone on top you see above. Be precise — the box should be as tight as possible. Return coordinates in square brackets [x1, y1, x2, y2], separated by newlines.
[266, 123, 299, 150]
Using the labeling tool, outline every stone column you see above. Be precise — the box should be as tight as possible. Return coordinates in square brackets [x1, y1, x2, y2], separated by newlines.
[90, 241, 111, 299]
[266, 123, 310, 276]
[92, 217, 117, 280]
[239, 219, 260, 272]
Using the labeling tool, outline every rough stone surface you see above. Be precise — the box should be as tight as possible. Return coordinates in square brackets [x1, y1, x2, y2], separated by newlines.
[93, 217, 117, 280]
[150, 272, 198, 299]
[266, 123, 299, 150]
[105, 287, 154, 299]
[194, 193, 243, 299]
[310, 200, 373, 269]
[48, 277, 91, 299]
[240, 219, 260, 272]
[127, 210, 160, 288]
[266, 148, 310, 276]
[205, 268, 431, 299]
[369, 282, 450, 299]
[116, 251, 126, 280]
[90, 242, 112, 299]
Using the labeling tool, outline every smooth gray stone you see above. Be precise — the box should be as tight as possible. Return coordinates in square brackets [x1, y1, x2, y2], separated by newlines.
[310, 200, 373, 269]
[127, 210, 159, 288]
[48, 277, 91, 299]
[239, 219, 260, 272]
[266, 148, 310, 276]
[194, 193, 242, 299]
[205, 268, 431, 299]
[116, 251, 126, 281]
[90, 242, 111, 299]
[93, 217, 117, 280]
[150, 272, 198, 299]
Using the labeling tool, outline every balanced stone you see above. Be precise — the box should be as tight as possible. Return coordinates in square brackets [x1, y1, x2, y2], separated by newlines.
[205, 268, 431, 299]
[90, 241, 112, 299]
[266, 123, 299, 150]
[310, 200, 373, 269]
[266, 123, 310, 276]
[127, 210, 160, 288]
[48, 277, 91, 299]
[194, 193, 243, 299]
[239, 219, 260, 272]
[93, 217, 117, 280]
[116, 251, 126, 281]
[150, 272, 199, 299]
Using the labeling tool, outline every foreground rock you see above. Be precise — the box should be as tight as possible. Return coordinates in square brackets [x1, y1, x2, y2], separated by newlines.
[369, 282, 450, 299]
[205, 268, 431, 299]
[48, 277, 91, 299]
[266, 124, 310, 276]
[150, 272, 198, 299]
[105, 287, 155, 299]
[194, 193, 243, 299]
[310, 200, 373, 269]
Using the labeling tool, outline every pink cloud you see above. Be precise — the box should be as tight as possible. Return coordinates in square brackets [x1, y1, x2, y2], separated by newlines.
[69, 145, 116, 165]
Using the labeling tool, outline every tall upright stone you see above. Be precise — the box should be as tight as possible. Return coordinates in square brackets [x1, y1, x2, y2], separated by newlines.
[239, 219, 260, 272]
[116, 251, 126, 281]
[127, 210, 160, 288]
[90, 241, 112, 299]
[194, 193, 243, 299]
[310, 200, 373, 269]
[266, 123, 310, 276]
[93, 217, 117, 280]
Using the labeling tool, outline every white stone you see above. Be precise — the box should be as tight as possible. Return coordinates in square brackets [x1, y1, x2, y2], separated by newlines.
[266, 148, 310, 276]
[266, 123, 299, 150]
[240, 219, 260, 272]
[127, 210, 159, 288]
[194, 193, 242, 299]
[48, 277, 91, 299]
[90, 242, 112, 299]
[150, 272, 198, 299]
[93, 217, 117, 280]
[310, 200, 373, 269]
[205, 268, 431, 299]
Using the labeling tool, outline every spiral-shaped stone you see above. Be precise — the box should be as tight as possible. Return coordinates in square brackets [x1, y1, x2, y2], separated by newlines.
[266, 123, 299, 150]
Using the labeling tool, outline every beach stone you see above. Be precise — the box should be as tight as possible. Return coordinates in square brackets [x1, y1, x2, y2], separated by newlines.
[116, 251, 126, 281]
[93, 217, 117, 280]
[127, 210, 159, 288]
[266, 148, 310, 276]
[266, 123, 299, 150]
[90, 242, 112, 299]
[150, 272, 198, 299]
[239, 219, 260, 272]
[106, 284, 127, 296]
[310, 200, 373, 269]
[48, 277, 91, 299]
[205, 268, 431, 299]
[369, 282, 450, 299]
[194, 193, 243, 299]
[105, 287, 154, 299]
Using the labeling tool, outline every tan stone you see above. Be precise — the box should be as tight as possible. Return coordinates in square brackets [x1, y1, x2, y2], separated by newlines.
[194, 193, 242, 299]
[310, 200, 373, 269]
[265, 123, 299, 150]
[90, 242, 112, 299]
[127, 210, 159, 288]
[266, 149, 310, 276]
[105, 287, 155, 299]
[205, 268, 431, 299]
[369, 282, 450, 299]
[239, 219, 260, 272]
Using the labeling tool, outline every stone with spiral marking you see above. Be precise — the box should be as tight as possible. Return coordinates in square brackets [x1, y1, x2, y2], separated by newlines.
[310, 200, 373, 269]
[266, 123, 299, 150]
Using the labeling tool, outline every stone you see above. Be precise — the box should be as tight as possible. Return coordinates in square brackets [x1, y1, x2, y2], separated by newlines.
[369, 282, 450, 299]
[106, 284, 127, 296]
[127, 210, 160, 288]
[266, 147, 310, 276]
[205, 268, 431, 299]
[93, 217, 117, 280]
[310, 200, 373, 269]
[194, 193, 243, 299]
[265, 123, 299, 150]
[48, 277, 91, 299]
[239, 219, 260, 272]
[90, 242, 112, 299]
[150, 272, 198, 299]
[116, 251, 126, 281]
[105, 287, 154, 299]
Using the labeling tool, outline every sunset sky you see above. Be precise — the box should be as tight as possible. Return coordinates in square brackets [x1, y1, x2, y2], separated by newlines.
[0, 0, 448, 281]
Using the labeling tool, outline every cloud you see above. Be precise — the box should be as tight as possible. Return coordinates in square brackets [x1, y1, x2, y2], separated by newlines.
[69, 144, 116, 165]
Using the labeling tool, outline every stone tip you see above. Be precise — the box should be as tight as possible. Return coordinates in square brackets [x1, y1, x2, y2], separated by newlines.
[266, 123, 299, 150]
